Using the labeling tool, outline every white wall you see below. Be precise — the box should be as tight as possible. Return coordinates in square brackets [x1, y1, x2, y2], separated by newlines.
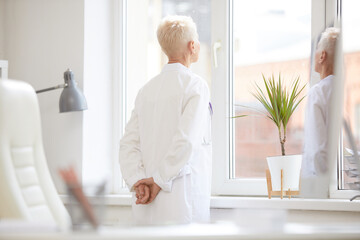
[82, 0, 114, 186]
[3, 0, 85, 193]
[0, 0, 5, 59]
[2, 0, 116, 193]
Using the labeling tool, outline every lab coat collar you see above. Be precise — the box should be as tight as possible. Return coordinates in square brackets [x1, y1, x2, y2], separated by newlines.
[322, 74, 334, 81]
[317, 74, 334, 87]
[162, 63, 191, 73]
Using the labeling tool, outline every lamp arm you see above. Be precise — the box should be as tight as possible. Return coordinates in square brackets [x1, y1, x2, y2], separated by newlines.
[36, 83, 68, 94]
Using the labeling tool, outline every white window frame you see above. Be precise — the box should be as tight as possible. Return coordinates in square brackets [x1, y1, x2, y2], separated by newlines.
[211, 0, 360, 198]
[211, 0, 271, 196]
[111, 0, 128, 194]
[212, 0, 321, 196]
[328, 0, 360, 199]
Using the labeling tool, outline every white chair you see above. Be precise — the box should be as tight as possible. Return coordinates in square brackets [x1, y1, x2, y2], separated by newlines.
[0, 79, 70, 230]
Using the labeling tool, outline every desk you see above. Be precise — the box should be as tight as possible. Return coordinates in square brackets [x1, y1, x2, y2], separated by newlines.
[1, 222, 360, 240]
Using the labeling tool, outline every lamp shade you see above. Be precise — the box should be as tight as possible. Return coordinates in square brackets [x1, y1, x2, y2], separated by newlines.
[59, 69, 88, 113]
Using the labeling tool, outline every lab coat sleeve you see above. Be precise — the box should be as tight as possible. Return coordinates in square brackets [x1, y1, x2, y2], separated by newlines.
[119, 107, 146, 192]
[153, 79, 210, 192]
[302, 91, 327, 177]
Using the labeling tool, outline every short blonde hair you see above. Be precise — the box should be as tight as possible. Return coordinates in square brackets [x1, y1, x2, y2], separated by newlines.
[157, 15, 199, 57]
[317, 27, 340, 54]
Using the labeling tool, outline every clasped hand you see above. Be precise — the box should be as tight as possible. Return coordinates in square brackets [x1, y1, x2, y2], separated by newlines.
[134, 177, 161, 205]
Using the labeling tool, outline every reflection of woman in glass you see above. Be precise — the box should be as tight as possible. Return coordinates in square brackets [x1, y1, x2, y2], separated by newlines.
[302, 27, 340, 177]
[119, 16, 212, 224]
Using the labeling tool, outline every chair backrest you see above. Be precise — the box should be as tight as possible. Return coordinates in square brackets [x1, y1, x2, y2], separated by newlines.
[0, 79, 70, 230]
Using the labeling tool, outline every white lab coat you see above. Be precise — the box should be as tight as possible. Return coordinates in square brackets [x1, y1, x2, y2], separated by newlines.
[119, 63, 212, 225]
[302, 75, 334, 177]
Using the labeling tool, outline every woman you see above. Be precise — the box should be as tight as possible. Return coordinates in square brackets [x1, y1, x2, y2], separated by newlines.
[302, 27, 339, 178]
[119, 15, 212, 225]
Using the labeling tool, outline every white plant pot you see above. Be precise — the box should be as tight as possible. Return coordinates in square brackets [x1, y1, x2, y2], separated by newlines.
[266, 155, 302, 191]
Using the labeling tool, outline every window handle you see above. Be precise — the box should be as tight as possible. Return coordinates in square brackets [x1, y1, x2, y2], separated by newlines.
[213, 41, 221, 68]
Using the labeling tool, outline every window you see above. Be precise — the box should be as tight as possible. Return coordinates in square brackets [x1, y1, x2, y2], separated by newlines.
[231, 0, 310, 179]
[212, 0, 311, 195]
[114, 0, 359, 197]
[338, 0, 360, 191]
[114, 0, 212, 193]
[125, 0, 212, 121]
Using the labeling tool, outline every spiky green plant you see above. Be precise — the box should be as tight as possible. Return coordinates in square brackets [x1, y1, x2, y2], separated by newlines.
[252, 74, 306, 156]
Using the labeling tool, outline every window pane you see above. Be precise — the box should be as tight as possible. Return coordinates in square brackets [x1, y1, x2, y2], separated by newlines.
[126, 0, 211, 122]
[232, 0, 311, 178]
[340, 0, 360, 190]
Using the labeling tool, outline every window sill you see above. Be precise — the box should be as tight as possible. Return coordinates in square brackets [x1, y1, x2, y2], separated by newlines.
[210, 196, 360, 212]
[60, 194, 360, 212]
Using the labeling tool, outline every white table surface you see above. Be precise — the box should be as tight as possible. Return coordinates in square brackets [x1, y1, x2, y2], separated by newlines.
[1, 221, 360, 240]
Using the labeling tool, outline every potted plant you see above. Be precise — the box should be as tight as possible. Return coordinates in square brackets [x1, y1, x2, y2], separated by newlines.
[243, 73, 306, 197]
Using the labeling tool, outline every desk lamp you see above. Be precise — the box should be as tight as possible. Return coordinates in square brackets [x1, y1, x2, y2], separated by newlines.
[36, 69, 87, 113]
